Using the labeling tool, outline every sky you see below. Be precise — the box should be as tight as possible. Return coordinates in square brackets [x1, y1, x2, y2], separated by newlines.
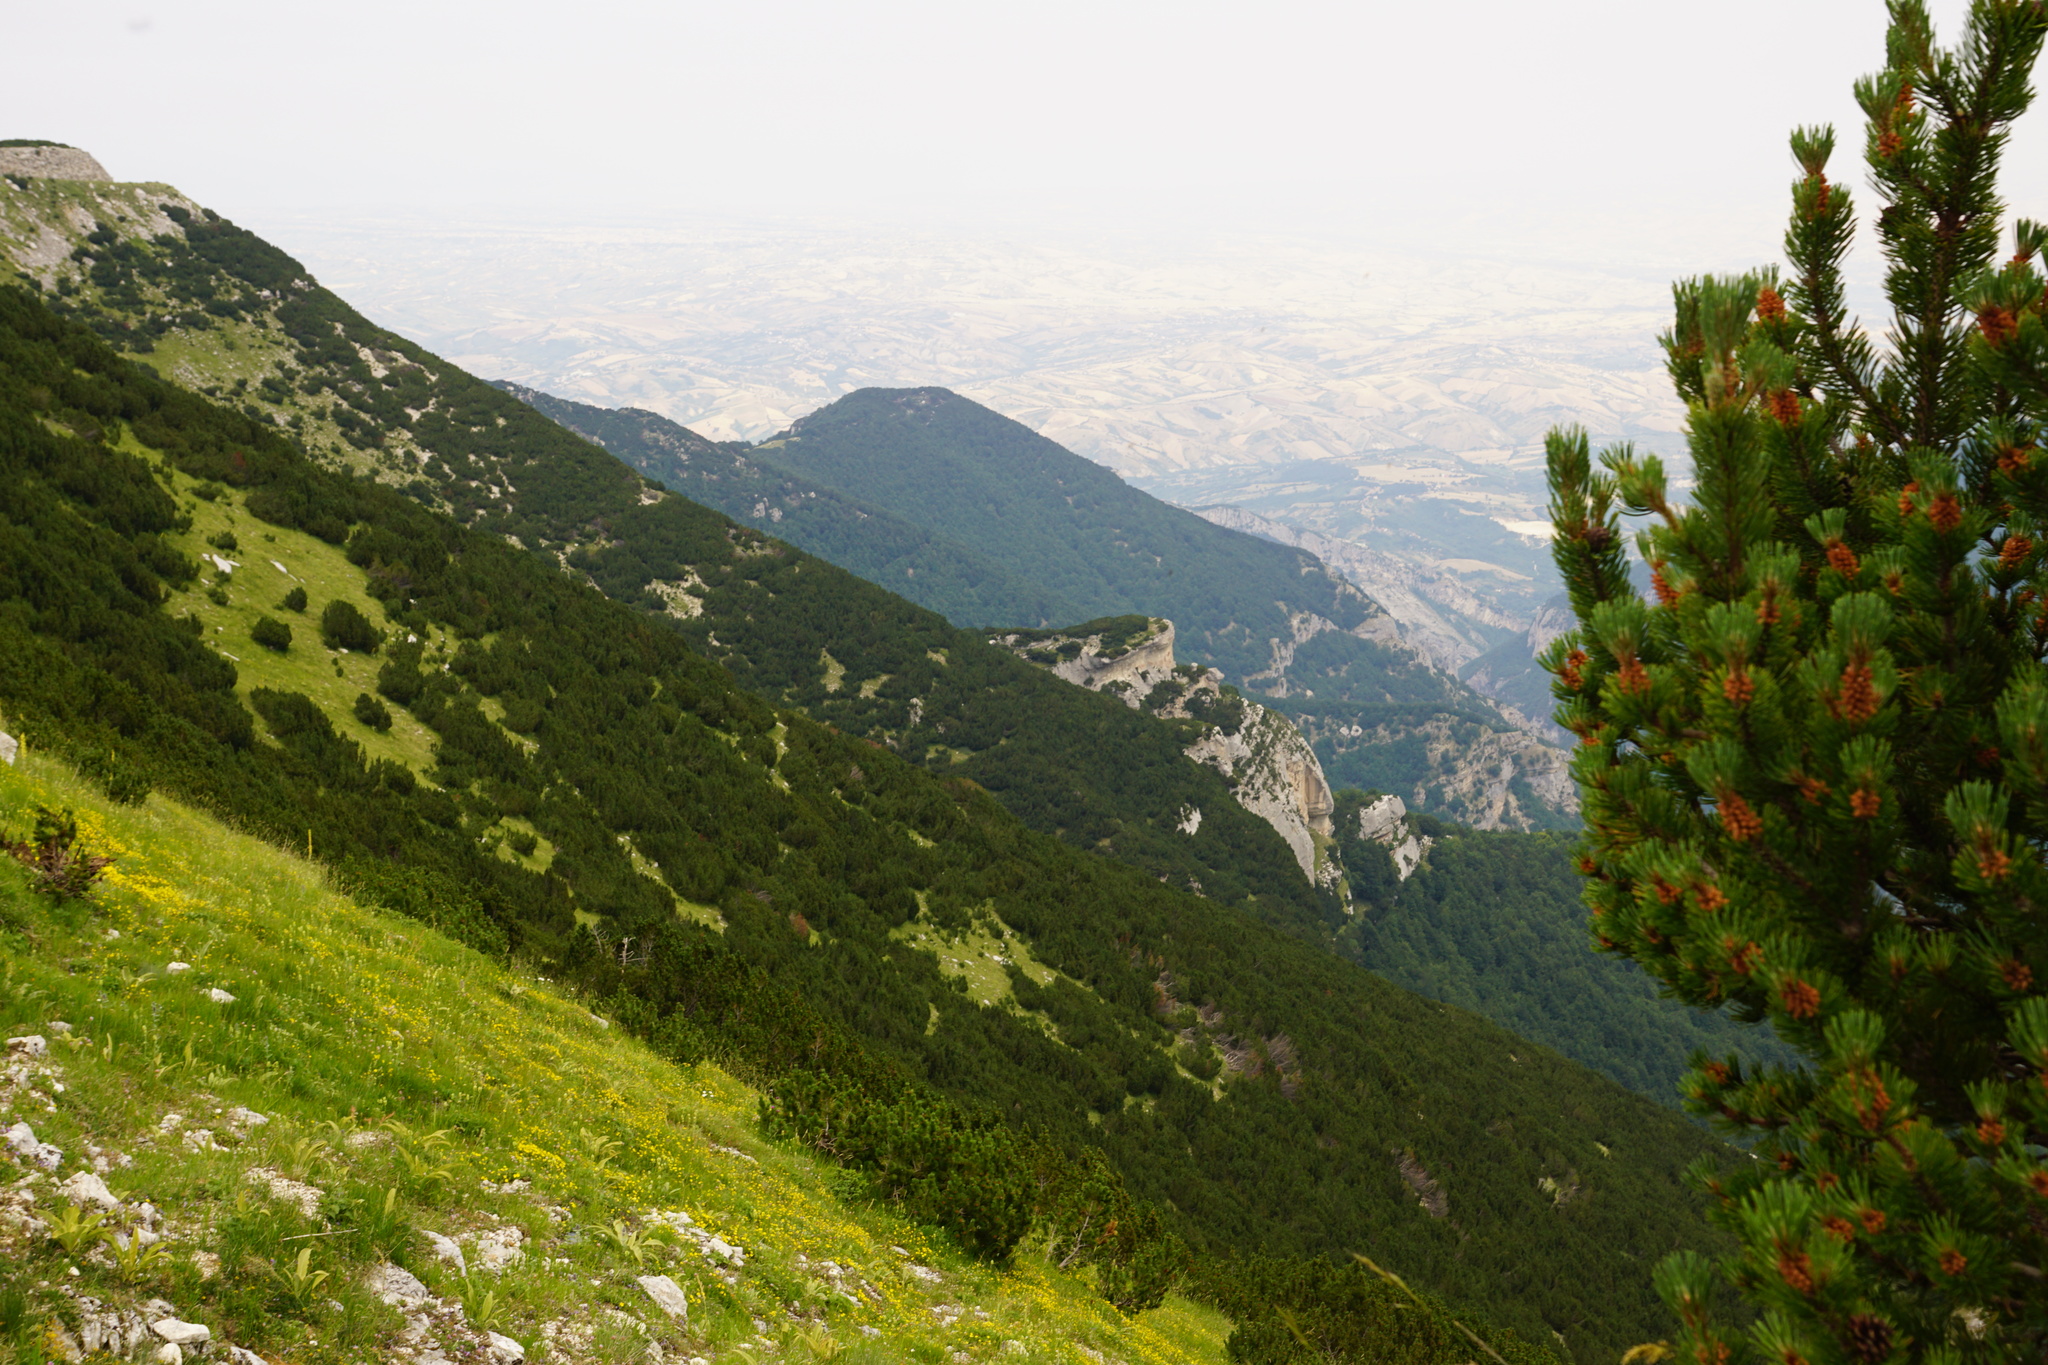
[9, 0, 2046, 266]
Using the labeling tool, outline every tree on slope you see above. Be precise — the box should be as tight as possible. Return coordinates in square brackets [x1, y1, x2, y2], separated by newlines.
[1544, 1, 2048, 1360]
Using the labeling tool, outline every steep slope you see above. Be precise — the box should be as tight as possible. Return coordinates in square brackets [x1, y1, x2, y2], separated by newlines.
[1333, 795, 1798, 1103]
[993, 617, 1341, 893]
[0, 168, 1332, 952]
[0, 749, 1235, 1365]
[747, 388, 1575, 830]
[756, 387, 1404, 684]
[498, 382, 1063, 629]
[0, 254, 1727, 1359]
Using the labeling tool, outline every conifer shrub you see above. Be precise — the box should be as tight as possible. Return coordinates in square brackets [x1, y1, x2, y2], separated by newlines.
[352, 691, 392, 731]
[319, 598, 383, 653]
[250, 615, 292, 652]
[280, 585, 308, 612]
[1544, 3, 2048, 1356]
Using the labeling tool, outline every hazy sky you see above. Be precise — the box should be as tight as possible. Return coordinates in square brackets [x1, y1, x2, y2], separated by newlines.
[9, 0, 2046, 266]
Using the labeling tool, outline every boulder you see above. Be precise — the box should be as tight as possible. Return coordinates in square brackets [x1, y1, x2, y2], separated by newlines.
[57, 1171, 119, 1211]
[7, 1035, 47, 1058]
[636, 1274, 690, 1323]
[5, 1121, 62, 1171]
[150, 1319, 212, 1346]
[486, 1332, 525, 1361]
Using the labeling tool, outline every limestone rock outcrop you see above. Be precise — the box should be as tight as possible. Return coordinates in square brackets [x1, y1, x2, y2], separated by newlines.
[1354, 794, 1432, 881]
[0, 144, 112, 181]
[997, 618, 1339, 886]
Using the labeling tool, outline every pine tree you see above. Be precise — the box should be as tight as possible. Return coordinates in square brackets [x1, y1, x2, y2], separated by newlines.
[1545, 2, 2048, 1359]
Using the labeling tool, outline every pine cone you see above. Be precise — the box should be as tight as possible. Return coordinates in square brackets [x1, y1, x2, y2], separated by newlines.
[1844, 1315, 1892, 1364]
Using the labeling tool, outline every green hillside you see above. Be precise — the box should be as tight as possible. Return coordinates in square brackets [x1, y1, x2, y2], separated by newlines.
[498, 383, 1062, 629]
[742, 388, 1575, 831]
[0, 264, 1728, 1359]
[0, 749, 1233, 1365]
[1332, 798, 1798, 1103]
[0, 174, 1345, 958]
[753, 388, 1392, 684]
[0, 172, 1755, 1098]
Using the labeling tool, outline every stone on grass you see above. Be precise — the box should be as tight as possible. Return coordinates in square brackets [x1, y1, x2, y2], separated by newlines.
[636, 1274, 690, 1323]
[206, 988, 237, 1005]
[0, 731, 17, 766]
[46, 1021, 72, 1036]
[486, 1331, 525, 1361]
[150, 1319, 211, 1346]
[164, 963, 191, 975]
[472, 1224, 524, 1271]
[225, 1348, 270, 1365]
[153, 1344, 182, 1365]
[58, 1171, 120, 1211]
[7, 1035, 47, 1058]
[424, 1230, 466, 1272]
[367, 1262, 431, 1306]
[6, 1121, 62, 1170]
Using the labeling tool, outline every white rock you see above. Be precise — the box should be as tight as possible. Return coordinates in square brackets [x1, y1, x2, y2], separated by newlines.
[153, 1344, 182, 1365]
[225, 1348, 270, 1365]
[164, 963, 192, 975]
[367, 1262, 431, 1306]
[6, 1036, 47, 1059]
[206, 989, 237, 1005]
[57, 1171, 119, 1211]
[223, 1108, 268, 1131]
[105, 929, 120, 940]
[156, 1113, 184, 1133]
[182, 1129, 221, 1152]
[472, 1224, 525, 1271]
[46, 1022, 72, 1036]
[0, 732, 16, 766]
[5, 1121, 62, 1170]
[424, 1230, 466, 1272]
[907, 1263, 942, 1283]
[486, 1332, 525, 1362]
[637, 1274, 690, 1323]
[150, 1319, 211, 1346]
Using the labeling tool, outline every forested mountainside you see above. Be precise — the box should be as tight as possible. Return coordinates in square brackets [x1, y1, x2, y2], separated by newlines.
[0, 173, 1342, 947]
[0, 279, 1733, 1360]
[992, 621, 1788, 1105]
[0, 171, 1761, 1101]
[498, 382, 1063, 629]
[501, 381, 1574, 831]
[1332, 796, 1797, 1103]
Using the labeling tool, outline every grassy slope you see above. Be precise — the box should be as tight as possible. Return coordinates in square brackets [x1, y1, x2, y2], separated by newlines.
[0, 748, 1230, 1365]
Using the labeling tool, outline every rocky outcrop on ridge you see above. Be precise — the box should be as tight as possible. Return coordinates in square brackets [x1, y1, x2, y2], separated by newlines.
[996, 618, 1340, 887]
[0, 144, 112, 182]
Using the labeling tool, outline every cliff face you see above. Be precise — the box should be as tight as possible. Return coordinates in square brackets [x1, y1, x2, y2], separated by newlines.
[997, 618, 1340, 887]
[0, 144, 112, 181]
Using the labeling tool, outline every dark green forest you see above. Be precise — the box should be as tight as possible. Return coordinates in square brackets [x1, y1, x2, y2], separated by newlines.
[0, 282, 1731, 1361]
[1330, 794, 1796, 1101]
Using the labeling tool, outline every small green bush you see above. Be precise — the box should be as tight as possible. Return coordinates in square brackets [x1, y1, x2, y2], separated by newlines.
[280, 585, 308, 612]
[320, 600, 383, 654]
[207, 530, 238, 552]
[352, 692, 392, 731]
[251, 616, 292, 652]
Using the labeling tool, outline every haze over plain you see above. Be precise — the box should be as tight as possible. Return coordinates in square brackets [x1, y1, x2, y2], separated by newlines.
[9, 0, 2045, 627]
